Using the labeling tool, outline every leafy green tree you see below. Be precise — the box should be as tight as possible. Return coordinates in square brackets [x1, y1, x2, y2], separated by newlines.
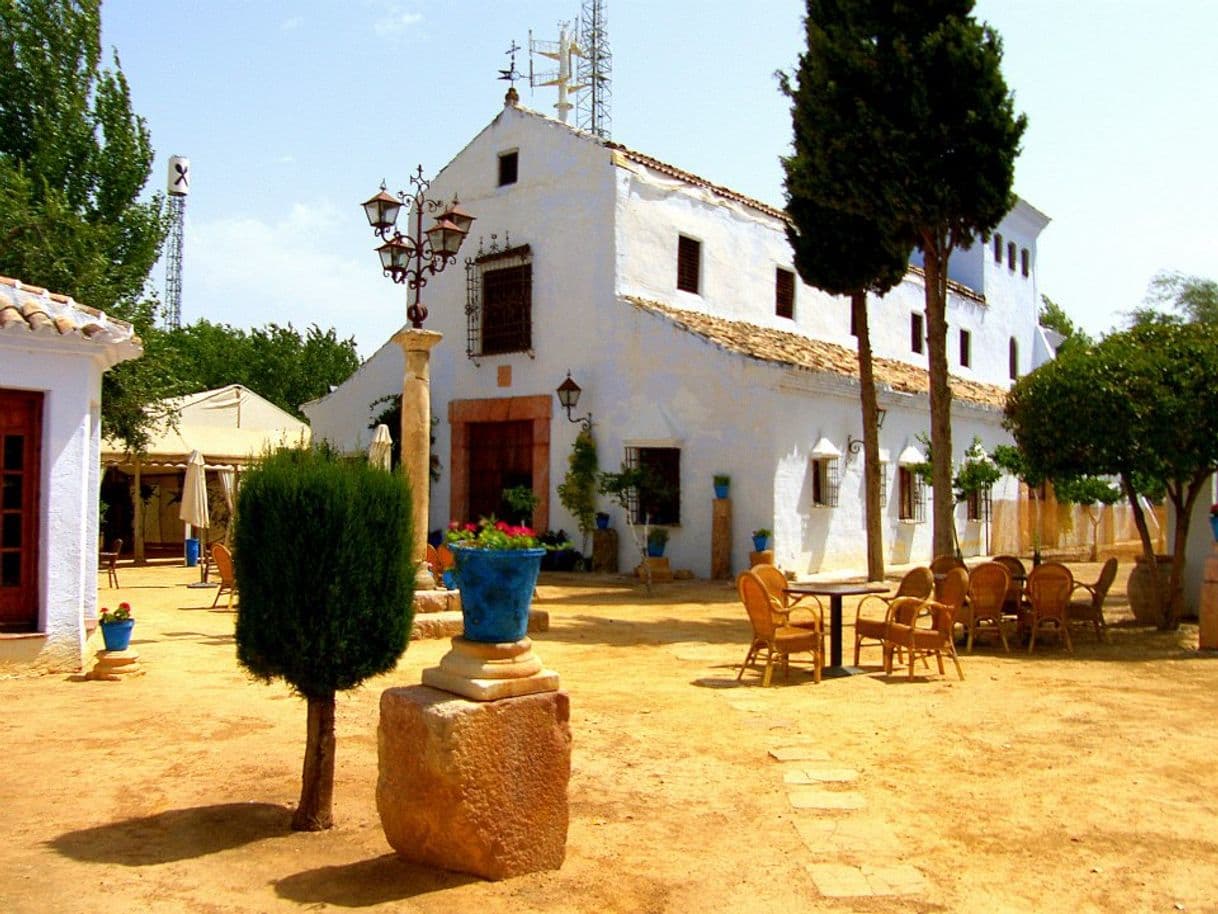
[234, 446, 414, 830]
[780, 0, 914, 581]
[1145, 270, 1218, 325]
[0, 0, 171, 449]
[162, 320, 360, 418]
[1005, 321, 1218, 628]
[879, 2, 1026, 557]
[557, 428, 599, 554]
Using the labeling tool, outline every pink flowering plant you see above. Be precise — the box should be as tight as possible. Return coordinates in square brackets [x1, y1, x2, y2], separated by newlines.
[99, 602, 133, 625]
[446, 518, 540, 550]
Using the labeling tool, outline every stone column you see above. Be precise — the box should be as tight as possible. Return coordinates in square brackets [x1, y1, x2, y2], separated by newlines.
[393, 327, 442, 591]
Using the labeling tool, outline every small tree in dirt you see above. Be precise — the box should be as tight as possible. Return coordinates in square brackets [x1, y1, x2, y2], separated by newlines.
[599, 464, 658, 595]
[233, 447, 414, 830]
[557, 429, 599, 556]
[1053, 475, 1121, 561]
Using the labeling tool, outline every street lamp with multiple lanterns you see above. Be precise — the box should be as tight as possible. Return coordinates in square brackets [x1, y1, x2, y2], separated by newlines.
[361, 164, 475, 328]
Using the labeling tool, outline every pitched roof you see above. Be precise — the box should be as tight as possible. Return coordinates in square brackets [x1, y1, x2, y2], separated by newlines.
[0, 276, 139, 346]
[625, 295, 1007, 409]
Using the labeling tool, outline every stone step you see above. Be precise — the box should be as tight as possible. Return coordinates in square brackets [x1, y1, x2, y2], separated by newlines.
[410, 609, 550, 641]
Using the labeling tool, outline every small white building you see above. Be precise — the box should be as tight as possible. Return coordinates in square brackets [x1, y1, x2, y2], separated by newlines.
[0, 276, 141, 673]
[306, 95, 1056, 578]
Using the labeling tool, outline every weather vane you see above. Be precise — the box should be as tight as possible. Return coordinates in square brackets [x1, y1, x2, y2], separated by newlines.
[499, 40, 523, 87]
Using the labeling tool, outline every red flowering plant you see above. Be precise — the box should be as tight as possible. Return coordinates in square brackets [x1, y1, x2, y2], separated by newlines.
[1211, 503, 1218, 518]
[99, 602, 133, 625]
[445, 518, 540, 550]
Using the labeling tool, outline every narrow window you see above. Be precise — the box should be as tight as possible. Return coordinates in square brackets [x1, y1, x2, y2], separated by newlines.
[898, 468, 926, 522]
[1007, 241, 1016, 271]
[959, 328, 971, 368]
[811, 457, 840, 508]
[1009, 337, 1019, 380]
[911, 312, 924, 354]
[677, 235, 701, 294]
[625, 446, 681, 526]
[775, 268, 795, 319]
[993, 234, 1003, 263]
[849, 302, 858, 337]
[966, 487, 991, 522]
[1021, 248, 1030, 277]
[497, 151, 518, 186]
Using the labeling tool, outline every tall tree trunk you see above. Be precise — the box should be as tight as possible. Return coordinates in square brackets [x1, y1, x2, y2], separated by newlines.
[1121, 473, 1166, 630]
[922, 239, 955, 558]
[292, 693, 336, 831]
[853, 291, 884, 581]
[1163, 474, 1207, 631]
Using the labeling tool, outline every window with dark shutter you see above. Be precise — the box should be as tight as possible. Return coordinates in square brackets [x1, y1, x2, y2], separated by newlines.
[960, 328, 971, 368]
[625, 446, 680, 525]
[1021, 248, 1030, 277]
[994, 234, 1003, 263]
[1007, 241, 1016, 271]
[775, 268, 795, 319]
[911, 312, 924, 354]
[677, 235, 700, 294]
[898, 468, 926, 522]
[1009, 337, 1019, 380]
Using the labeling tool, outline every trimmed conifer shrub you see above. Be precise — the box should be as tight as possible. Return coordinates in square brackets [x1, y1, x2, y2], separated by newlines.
[233, 446, 414, 830]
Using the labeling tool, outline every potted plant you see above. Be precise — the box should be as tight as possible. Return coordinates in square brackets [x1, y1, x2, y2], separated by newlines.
[595, 511, 611, 530]
[98, 602, 135, 651]
[1210, 503, 1218, 543]
[713, 474, 730, 499]
[502, 485, 540, 526]
[751, 528, 771, 552]
[446, 518, 546, 642]
[646, 527, 669, 557]
[539, 529, 580, 571]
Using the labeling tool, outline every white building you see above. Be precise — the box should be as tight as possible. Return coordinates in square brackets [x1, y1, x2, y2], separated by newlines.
[305, 94, 1055, 578]
[0, 276, 141, 672]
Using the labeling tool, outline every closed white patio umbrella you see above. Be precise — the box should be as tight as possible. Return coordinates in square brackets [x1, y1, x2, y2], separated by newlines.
[179, 449, 210, 572]
[368, 423, 393, 472]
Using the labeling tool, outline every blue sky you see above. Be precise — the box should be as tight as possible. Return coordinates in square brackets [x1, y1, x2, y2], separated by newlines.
[102, 0, 1217, 357]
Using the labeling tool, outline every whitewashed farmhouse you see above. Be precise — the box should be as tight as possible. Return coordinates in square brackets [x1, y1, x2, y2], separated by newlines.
[0, 277, 141, 672]
[306, 94, 1059, 578]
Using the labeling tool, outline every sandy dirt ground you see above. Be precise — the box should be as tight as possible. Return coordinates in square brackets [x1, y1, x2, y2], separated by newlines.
[2, 557, 1217, 914]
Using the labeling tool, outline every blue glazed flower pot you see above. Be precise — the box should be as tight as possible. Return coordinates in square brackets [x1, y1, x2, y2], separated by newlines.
[714, 483, 729, 499]
[1210, 515, 1218, 543]
[450, 545, 546, 643]
[752, 535, 768, 552]
[100, 619, 134, 651]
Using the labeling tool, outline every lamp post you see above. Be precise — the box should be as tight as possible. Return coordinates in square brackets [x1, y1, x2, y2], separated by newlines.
[362, 166, 474, 589]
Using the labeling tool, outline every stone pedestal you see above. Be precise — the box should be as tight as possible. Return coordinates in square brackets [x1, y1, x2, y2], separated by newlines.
[86, 649, 143, 681]
[748, 549, 775, 568]
[377, 685, 571, 881]
[422, 636, 559, 701]
[711, 498, 732, 580]
[636, 555, 673, 582]
[1200, 546, 1218, 650]
[592, 528, 618, 572]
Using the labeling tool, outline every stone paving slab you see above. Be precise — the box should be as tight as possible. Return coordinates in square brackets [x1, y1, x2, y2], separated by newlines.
[791, 816, 902, 854]
[768, 745, 832, 762]
[787, 789, 866, 811]
[806, 862, 925, 898]
[783, 767, 859, 784]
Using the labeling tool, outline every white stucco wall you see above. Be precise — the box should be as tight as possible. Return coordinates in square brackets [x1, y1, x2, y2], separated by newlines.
[0, 340, 107, 672]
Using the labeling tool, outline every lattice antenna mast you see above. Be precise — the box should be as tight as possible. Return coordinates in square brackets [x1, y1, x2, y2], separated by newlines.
[529, 22, 586, 124]
[576, 0, 612, 138]
[163, 155, 190, 329]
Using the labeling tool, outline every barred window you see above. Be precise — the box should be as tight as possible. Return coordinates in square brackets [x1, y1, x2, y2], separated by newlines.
[811, 457, 840, 508]
[625, 446, 680, 525]
[966, 487, 992, 522]
[466, 243, 532, 358]
[898, 467, 926, 522]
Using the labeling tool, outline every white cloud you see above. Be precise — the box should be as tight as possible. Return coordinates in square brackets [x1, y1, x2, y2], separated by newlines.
[281, 16, 302, 31]
[373, 8, 423, 37]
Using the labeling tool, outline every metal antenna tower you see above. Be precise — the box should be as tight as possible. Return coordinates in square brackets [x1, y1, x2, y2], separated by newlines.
[163, 155, 190, 329]
[576, 0, 612, 138]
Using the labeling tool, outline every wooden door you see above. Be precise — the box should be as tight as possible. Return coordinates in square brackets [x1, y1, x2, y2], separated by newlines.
[467, 420, 533, 523]
[0, 390, 42, 632]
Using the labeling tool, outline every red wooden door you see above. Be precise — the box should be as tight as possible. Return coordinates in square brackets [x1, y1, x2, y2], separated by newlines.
[466, 420, 533, 523]
[0, 390, 42, 632]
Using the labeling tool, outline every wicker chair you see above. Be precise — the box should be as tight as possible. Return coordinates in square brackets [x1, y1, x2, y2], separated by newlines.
[100, 538, 122, 589]
[210, 542, 237, 610]
[963, 562, 1011, 653]
[881, 594, 965, 681]
[751, 563, 825, 634]
[1026, 562, 1074, 653]
[853, 566, 934, 666]
[736, 570, 824, 686]
[993, 554, 1028, 619]
[1068, 557, 1117, 642]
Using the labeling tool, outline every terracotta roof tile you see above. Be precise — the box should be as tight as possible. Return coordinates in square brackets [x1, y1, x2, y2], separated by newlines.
[0, 276, 139, 346]
[625, 296, 1007, 409]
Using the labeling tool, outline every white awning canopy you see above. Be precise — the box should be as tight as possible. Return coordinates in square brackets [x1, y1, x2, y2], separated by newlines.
[810, 437, 840, 458]
[898, 445, 926, 466]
